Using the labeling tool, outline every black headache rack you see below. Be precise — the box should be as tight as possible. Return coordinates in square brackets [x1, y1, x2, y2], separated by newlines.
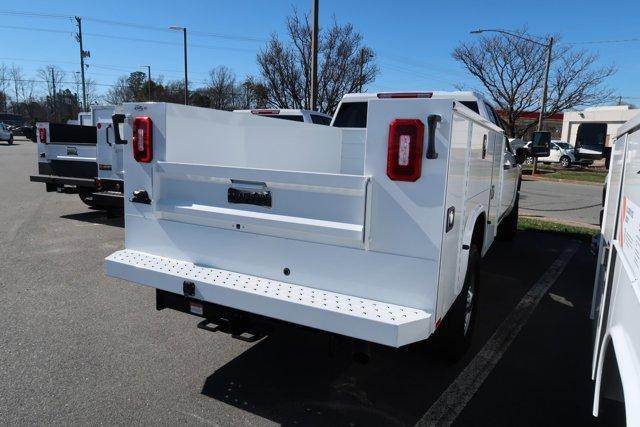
[49, 123, 97, 145]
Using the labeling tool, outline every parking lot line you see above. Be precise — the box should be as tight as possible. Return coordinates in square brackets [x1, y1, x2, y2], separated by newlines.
[416, 242, 580, 427]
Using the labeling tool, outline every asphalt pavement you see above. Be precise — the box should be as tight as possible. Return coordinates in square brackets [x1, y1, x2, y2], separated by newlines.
[0, 139, 624, 425]
[520, 179, 603, 226]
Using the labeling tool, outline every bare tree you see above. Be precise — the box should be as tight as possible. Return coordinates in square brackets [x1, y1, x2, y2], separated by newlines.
[203, 66, 236, 110]
[72, 73, 99, 107]
[452, 31, 616, 137]
[0, 64, 9, 112]
[257, 9, 378, 114]
[37, 65, 66, 118]
[9, 65, 23, 114]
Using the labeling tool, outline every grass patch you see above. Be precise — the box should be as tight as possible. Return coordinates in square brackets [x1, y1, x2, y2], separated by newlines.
[522, 166, 606, 183]
[518, 217, 598, 242]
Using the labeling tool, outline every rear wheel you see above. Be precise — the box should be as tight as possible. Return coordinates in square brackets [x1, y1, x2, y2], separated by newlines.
[8, 135, 13, 145]
[436, 245, 480, 361]
[560, 155, 571, 168]
[497, 194, 519, 240]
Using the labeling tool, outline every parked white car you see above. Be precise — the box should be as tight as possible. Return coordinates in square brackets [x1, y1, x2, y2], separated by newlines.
[0, 122, 14, 145]
[524, 140, 593, 168]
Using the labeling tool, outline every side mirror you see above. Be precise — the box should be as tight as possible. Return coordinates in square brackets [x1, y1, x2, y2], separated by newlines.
[530, 131, 551, 157]
[515, 147, 528, 165]
[575, 122, 607, 160]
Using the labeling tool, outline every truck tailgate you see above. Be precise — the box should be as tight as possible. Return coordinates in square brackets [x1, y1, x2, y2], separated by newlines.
[152, 162, 369, 248]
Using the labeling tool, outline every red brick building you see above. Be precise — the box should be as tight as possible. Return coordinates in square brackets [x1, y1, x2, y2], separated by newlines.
[496, 110, 564, 141]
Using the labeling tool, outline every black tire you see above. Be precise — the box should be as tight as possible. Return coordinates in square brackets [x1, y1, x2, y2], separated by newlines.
[8, 135, 13, 145]
[436, 245, 480, 361]
[559, 155, 571, 168]
[497, 193, 519, 240]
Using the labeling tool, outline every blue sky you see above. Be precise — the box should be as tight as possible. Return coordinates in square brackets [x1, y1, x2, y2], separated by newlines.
[1, 0, 639, 105]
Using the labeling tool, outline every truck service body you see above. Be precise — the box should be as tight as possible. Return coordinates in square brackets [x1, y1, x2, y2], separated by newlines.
[30, 106, 115, 204]
[105, 92, 521, 349]
[92, 110, 126, 210]
[591, 114, 640, 425]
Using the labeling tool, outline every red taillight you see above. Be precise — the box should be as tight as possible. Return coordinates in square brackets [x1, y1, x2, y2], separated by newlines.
[377, 92, 433, 99]
[387, 119, 424, 182]
[132, 116, 153, 163]
[94, 178, 103, 191]
[38, 128, 47, 144]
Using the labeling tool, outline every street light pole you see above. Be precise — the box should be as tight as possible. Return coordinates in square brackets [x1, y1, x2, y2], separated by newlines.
[169, 26, 188, 105]
[142, 65, 152, 101]
[310, 0, 319, 111]
[470, 29, 553, 175]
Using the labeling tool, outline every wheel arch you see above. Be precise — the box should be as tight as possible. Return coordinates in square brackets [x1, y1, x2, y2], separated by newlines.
[593, 327, 639, 424]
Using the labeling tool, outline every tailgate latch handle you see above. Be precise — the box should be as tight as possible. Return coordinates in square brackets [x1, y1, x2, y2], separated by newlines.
[130, 189, 151, 204]
[427, 114, 441, 159]
[112, 114, 128, 145]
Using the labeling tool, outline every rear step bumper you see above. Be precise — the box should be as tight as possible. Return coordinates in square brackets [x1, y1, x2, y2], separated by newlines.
[105, 249, 432, 347]
[29, 174, 95, 188]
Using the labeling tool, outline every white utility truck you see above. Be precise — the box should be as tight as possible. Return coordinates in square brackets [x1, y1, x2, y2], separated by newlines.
[30, 106, 115, 206]
[92, 112, 126, 211]
[105, 92, 539, 357]
[591, 114, 640, 425]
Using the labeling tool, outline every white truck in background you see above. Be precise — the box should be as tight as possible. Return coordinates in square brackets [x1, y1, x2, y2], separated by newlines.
[233, 108, 333, 125]
[30, 106, 115, 207]
[591, 114, 640, 425]
[105, 92, 542, 359]
[92, 111, 126, 212]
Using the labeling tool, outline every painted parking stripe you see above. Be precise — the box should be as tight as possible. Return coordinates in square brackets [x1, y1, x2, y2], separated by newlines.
[416, 242, 580, 427]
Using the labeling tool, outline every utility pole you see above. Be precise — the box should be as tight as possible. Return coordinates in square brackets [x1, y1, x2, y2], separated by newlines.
[169, 26, 188, 105]
[532, 36, 553, 175]
[142, 65, 151, 101]
[310, 0, 319, 111]
[51, 67, 57, 122]
[75, 16, 89, 111]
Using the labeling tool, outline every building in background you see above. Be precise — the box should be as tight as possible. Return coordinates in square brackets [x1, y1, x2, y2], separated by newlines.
[496, 110, 564, 141]
[561, 106, 639, 148]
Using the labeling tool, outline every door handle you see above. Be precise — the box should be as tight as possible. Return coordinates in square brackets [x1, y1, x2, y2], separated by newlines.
[482, 135, 487, 159]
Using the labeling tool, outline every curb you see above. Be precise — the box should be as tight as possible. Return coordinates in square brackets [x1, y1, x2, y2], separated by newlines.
[520, 214, 600, 230]
[522, 175, 604, 186]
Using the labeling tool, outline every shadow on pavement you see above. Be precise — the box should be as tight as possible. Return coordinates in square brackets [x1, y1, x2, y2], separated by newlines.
[61, 210, 124, 228]
[197, 232, 617, 426]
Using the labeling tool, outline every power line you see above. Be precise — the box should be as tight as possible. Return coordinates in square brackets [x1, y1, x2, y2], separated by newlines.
[0, 9, 265, 43]
[0, 78, 116, 87]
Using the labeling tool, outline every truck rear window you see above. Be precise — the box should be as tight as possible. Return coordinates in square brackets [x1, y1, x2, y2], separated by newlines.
[333, 102, 368, 128]
[460, 101, 479, 114]
[269, 115, 304, 122]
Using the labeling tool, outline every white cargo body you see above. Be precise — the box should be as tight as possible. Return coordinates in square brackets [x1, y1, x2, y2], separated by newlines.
[105, 94, 519, 348]
[591, 114, 640, 425]
[30, 106, 115, 197]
